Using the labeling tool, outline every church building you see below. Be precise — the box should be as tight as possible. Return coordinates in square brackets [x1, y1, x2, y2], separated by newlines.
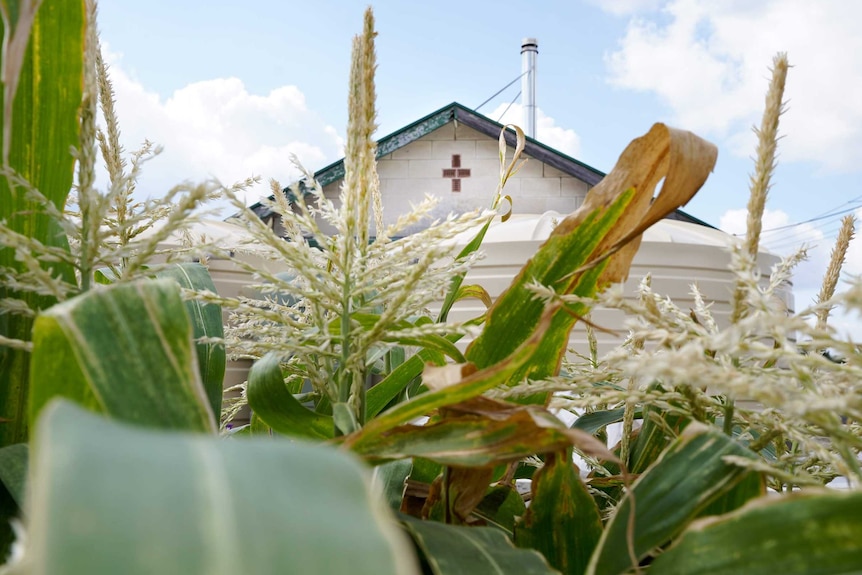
[248, 101, 711, 237]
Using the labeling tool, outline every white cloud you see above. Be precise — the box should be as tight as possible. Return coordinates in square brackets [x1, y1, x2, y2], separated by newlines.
[487, 103, 581, 158]
[100, 50, 344, 206]
[602, 0, 862, 171]
[587, 0, 664, 16]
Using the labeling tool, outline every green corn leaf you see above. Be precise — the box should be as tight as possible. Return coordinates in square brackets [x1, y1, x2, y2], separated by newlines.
[372, 459, 413, 512]
[515, 451, 603, 575]
[409, 457, 443, 484]
[572, 407, 642, 435]
[390, 333, 464, 364]
[473, 484, 526, 535]
[0, 443, 27, 508]
[250, 411, 271, 434]
[626, 406, 689, 475]
[400, 516, 557, 575]
[333, 313, 466, 363]
[366, 348, 446, 419]
[94, 267, 119, 284]
[650, 490, 862, 574]
[156, 263, 226, 418]
[21, 400, 420, 575]
[28, 279, 216, 433]
[454, 283, 493, 310]
[0, 0, 84, 448]
[333, 401, 360, 435]
[588, 405, 692, 511]
[246, 352, 333, 440]
[696, 470, 765, 519]
[436, 218, 495, 324]
[0, 5, 84, 552]
[586, 423, 758, 575]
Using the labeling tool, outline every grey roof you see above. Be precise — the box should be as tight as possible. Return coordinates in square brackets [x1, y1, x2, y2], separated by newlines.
[249, 101, 713, 228]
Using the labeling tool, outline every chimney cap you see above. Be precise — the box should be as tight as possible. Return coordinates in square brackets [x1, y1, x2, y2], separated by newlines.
[521, 37, 538, 51]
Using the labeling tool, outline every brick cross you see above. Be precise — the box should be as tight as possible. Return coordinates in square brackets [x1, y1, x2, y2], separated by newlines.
[442, 154, 471, 192]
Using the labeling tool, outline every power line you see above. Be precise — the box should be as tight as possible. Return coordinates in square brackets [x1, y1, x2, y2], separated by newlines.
[474, 70, 528, 113]
[731, 202, 862, 247]
[760, 215, 851, 243]
[765, 225, 844, 254]
[496, 90, 522, 124]
[736, 195, 862, 239]
[760, 203, 862, 234]
[765, 222, 841, 247]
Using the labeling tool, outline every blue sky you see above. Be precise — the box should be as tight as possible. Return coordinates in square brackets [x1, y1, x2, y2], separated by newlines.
[97, 0, 861, 335]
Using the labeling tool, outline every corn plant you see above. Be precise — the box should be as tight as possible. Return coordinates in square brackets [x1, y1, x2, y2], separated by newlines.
[0, 0, 84, 556]
[0, 0, 230, 426]
[0, 0, 227, 558]
[207, 10, 506, 436]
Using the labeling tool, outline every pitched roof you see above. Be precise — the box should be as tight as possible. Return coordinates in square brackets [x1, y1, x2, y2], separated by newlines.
[249, 101, 713, 228]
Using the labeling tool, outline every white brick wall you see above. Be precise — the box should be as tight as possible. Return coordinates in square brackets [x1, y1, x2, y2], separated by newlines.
[519, 177, 562, 197]
[407, 159, 449, 179]
[543, 164, 568, 178]
[424, 123, 455, 140]
[376, 160, 408, 178]
[390, 140, 432, 159]
[476, 140, 499, 159]
[461, 176, 509, 198]
[561, 178, 589, 194]
[432, 140, 476, 159]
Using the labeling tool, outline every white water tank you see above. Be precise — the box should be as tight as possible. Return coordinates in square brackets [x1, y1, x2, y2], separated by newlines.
[442, 212, 792, 354]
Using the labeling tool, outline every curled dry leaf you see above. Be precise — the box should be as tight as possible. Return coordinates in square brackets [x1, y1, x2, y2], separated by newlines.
[455, 284, 493, 310]
[501, 194, 513, 222]
[559, 123, 718, 287]
[498, 124, 527, 185]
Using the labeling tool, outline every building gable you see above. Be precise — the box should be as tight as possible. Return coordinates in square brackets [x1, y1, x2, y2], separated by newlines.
[249, 102, 714, 232]
[316, 120, 593, 235]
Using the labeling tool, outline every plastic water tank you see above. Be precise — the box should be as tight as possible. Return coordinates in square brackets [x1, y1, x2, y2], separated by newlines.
[441, 211, 792, 354]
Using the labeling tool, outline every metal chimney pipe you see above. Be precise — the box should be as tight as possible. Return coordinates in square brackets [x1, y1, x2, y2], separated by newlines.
[521, 37, 538, 139]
